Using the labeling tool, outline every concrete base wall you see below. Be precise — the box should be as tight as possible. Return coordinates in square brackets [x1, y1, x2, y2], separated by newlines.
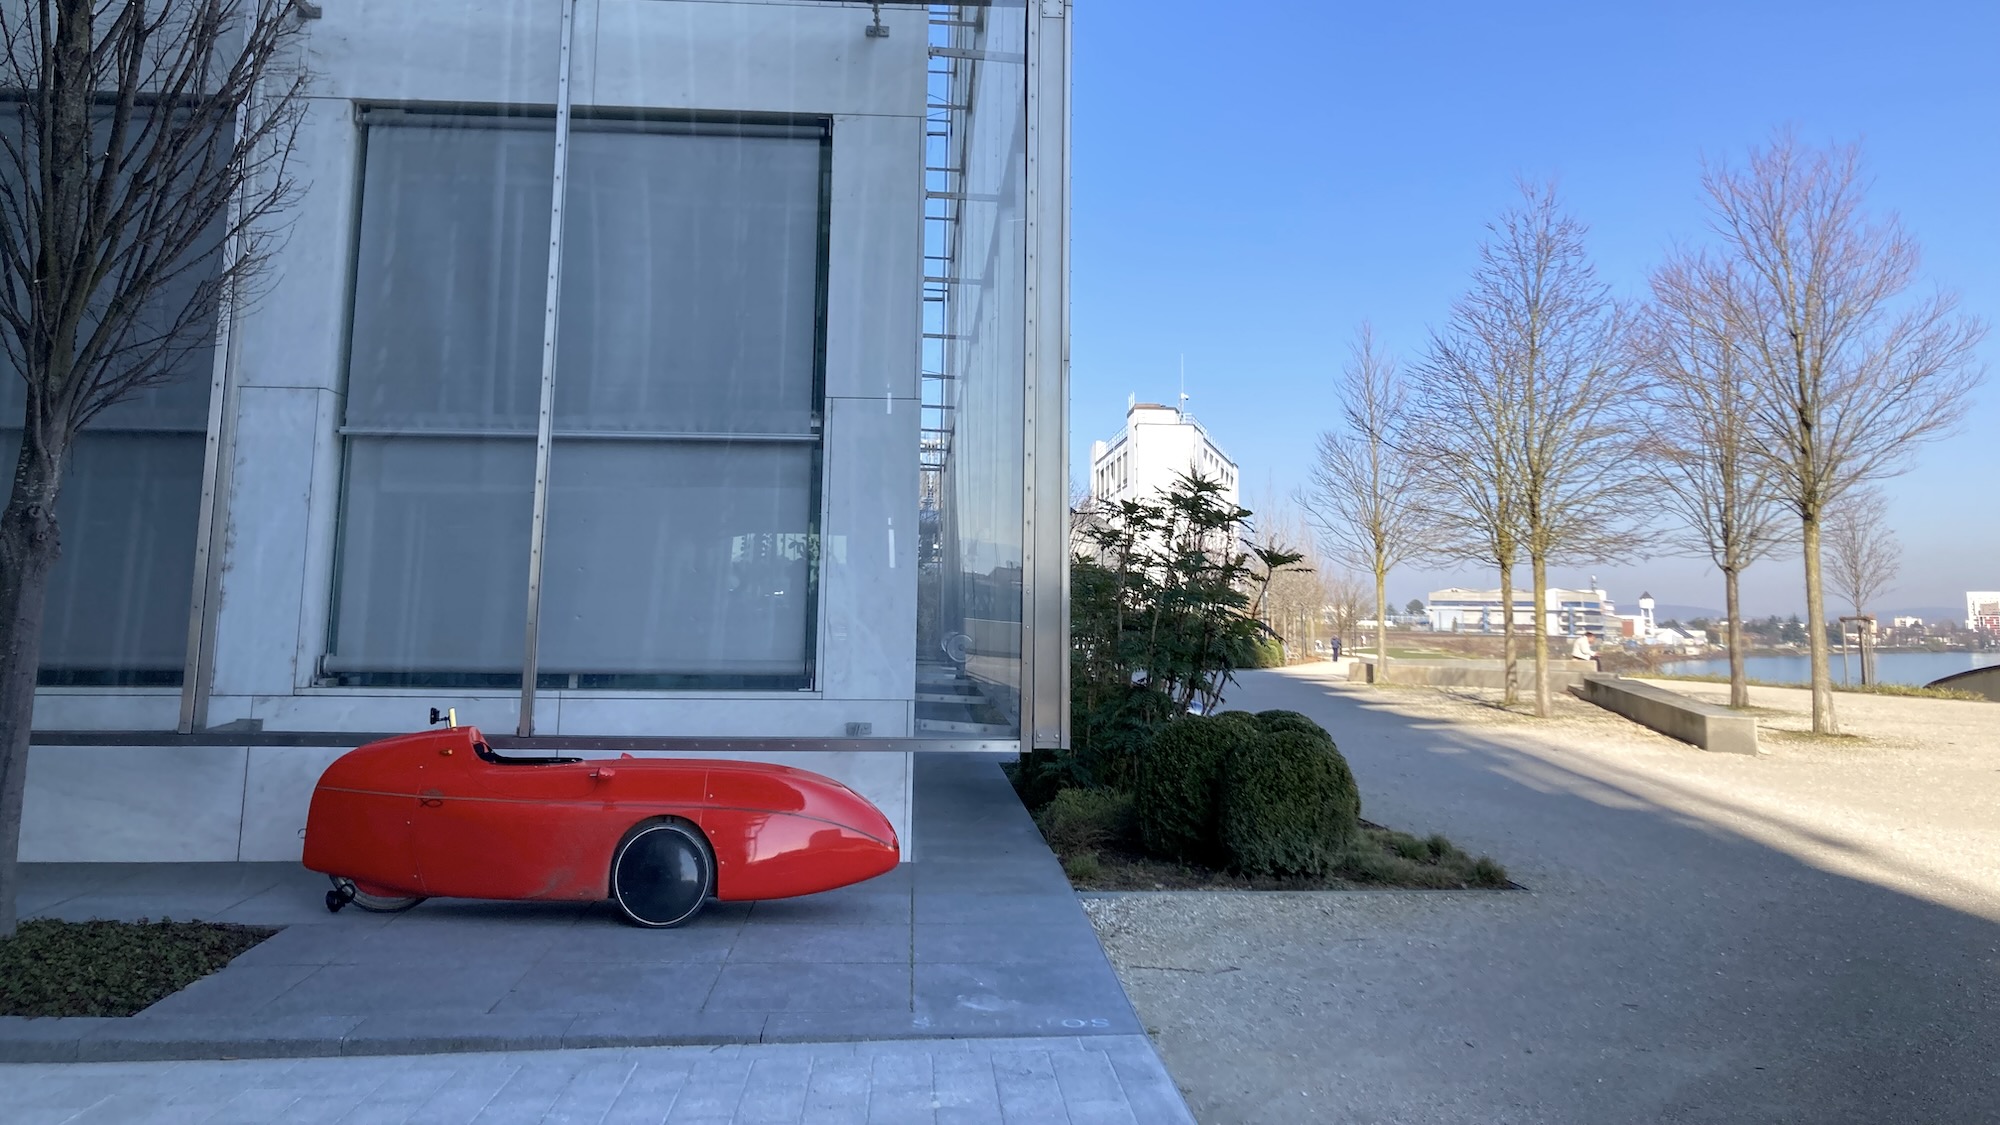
[19, 744, 915, 864]
[1349, 659, 1588, 693]
[1576, 676, 1759, 755]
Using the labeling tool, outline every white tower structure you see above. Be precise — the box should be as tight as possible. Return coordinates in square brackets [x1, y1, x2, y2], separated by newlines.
[1087, 398, 1238, 509]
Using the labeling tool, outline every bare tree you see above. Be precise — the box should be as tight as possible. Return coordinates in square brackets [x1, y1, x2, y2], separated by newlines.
[1823, 487, 1900, 622]
[0, 1, 306, 936]
[1265, 505, 1338, 662]
[1702, 131, 1985, 733]
[1499, 186, 1640, 718]
[1412, 183, 1636, 716]
[1302, 322, 1428, 676]
[1410, 293, 1525, 705]
[1633, 252, 1791, 708]
[1320, 568, 1369, 655]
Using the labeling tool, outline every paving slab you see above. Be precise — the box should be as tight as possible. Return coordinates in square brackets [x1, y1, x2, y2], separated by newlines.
[4, 753, 1144, 1062]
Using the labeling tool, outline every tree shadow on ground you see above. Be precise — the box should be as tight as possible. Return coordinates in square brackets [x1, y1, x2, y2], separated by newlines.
[1196, 670, 2000, 1125]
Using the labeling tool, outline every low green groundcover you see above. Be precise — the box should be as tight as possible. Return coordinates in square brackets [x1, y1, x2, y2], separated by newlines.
[0, 918, 277, 1017]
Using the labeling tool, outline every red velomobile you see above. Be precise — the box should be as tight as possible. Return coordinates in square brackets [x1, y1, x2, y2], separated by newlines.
[302, 714, 899, 927]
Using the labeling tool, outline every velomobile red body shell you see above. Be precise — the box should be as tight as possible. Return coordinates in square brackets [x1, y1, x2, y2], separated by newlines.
[302, 726, 899, 903]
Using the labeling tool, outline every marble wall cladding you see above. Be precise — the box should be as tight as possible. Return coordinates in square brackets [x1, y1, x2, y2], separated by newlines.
[238, 746, 352, 862]
[236, 693, 526, 735]
[19, 746, 248, 862]
[209, 387, 327, 698]
[303, 0, 563, 105]
[548, 696, 913, 739]
[820, 399, 920, 706]
[578, 1, 926, 116]
[27, 691, 181, 732]
[825, 113, 925, 402]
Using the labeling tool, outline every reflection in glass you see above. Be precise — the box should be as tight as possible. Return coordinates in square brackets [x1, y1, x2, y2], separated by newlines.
[534, 119, 826, 690]
[916, 4, 1029, 738]
[326, 114, 554, 686]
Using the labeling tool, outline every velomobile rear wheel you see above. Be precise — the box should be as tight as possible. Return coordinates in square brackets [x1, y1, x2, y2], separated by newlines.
[328, 875, 425, 913]
[611, 820, 713, 928]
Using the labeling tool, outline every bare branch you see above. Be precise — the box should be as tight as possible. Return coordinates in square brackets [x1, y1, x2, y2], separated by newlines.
[1822, 487, 1900, 620]
[1300, 321, 1433, 667]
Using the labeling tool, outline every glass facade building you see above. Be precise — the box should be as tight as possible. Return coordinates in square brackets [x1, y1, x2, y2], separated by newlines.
[15, 1, 1070, 863]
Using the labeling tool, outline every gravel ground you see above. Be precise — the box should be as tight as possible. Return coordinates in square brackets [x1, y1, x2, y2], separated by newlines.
[1085, 667, 2000, 1125]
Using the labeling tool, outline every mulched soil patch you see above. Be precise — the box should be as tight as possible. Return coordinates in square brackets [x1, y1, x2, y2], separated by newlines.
[0, 918, 278, 1017]
[1066, 822, 1515, 892]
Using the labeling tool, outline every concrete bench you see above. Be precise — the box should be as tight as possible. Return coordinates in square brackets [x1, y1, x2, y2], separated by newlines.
[1349, 658, 1588, 694]
[1574, 675, 1759, 755]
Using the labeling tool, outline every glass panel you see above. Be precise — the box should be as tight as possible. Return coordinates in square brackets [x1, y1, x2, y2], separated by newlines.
[532, 122, 826, 691]
[0, 431, 205, 685]
[555, 127, 823, 436]
[342, 119, 554, 433]
[327, 115, 554, 685]
[536, 442, 816, 688]
[916, 3, 1029, 737]
[325, 437, 533, 685]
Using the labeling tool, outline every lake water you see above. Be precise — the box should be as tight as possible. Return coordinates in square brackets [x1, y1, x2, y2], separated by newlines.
[1661, 651, 2000, 687]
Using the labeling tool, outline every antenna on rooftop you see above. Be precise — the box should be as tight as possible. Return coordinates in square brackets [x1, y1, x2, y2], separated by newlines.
[1178, 354, 1188, 414]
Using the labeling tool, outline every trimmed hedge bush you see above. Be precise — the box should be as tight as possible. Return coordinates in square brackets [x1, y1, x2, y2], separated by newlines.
[1036, 787, 1137, 857]
[1221, 729, 1361, 877]
[1134, 714, 1258, 864]
[1254, 709, 1334, 742]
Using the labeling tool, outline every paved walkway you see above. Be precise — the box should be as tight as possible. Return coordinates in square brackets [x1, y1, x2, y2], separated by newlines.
[1099, 669, 2000, 1124]
[8, 754, 1141, 1062]
[4, 1036, 1192, 1124]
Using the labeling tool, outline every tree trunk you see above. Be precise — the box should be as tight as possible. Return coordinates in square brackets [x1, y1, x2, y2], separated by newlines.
[0, 440, 64, 938]
[1498, 563, 1518, 706]
[1802, 514, 1837, 734]
[1724, 566, 1748, 709]
[1374, 566, 1388, 672]
[1530, 553, 1551, 717]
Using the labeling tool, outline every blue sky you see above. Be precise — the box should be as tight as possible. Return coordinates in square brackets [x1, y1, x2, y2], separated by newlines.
[1069, 0, 1999, 619]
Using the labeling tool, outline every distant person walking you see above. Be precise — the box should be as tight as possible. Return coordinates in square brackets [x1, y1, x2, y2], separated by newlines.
[1330, 635, 1342, 660]
[1570, 631, 1599, 671]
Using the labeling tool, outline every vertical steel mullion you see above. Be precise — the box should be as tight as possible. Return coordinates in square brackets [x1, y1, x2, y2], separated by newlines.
[1052, 0, 1072, 750]
[518, 0, 579, 738]
[178, 92, 254, 734]
[1019, 3, 1040, 746]
[1024, 1, 1070, 751]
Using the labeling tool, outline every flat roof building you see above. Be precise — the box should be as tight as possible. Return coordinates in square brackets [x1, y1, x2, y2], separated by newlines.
[1088, 399, 1238, 509]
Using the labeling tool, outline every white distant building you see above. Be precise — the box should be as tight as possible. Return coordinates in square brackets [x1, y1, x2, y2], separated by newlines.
[1893, 616, 1924, 629]
[1609, 592, 1659, 641]
[1970, 592, 2000, 632]
[1425, 585, 1615, 637]
[1088, 398, 1238, 508]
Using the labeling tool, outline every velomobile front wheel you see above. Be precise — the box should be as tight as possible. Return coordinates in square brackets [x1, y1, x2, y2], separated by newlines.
[611, 820, 713, 928]
[328, 875, 425, 913]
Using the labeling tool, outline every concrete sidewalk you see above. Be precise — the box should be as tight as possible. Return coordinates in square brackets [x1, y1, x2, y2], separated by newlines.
[4, 1036, 1195, 1124]
[4, 754, 1143, 1063]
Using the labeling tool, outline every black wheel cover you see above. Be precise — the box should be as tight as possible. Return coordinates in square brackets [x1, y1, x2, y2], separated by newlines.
[613, 823, 712, 928]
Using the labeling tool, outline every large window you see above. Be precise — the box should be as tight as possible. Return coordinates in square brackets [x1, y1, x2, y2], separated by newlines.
[325, 111, 828, 689]
[0, 381, 213, 686]
[0, 106, 220, 687]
